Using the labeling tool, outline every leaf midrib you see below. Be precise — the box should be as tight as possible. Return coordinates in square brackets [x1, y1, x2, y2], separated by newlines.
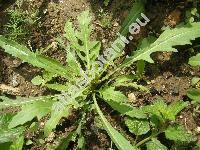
[122, 28, 199, 67]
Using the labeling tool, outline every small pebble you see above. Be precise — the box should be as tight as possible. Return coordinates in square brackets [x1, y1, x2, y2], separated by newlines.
[102, 39, 106, 43]
[12, 72, 20, 87]
[113, 22, 119, 27]
[128, 93, 136, 103]
[40, 122, 45, 127]
[59, 0, 64, 3]
[195, 127, 200, 134]
[151, 80, 156, 84]
[43, 9, 48, 14]
[12, 59, 22, 68]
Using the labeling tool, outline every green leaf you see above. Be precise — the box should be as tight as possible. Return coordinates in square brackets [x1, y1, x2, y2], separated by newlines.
[0, 95, 54, 109]
[32, 71, 56, 87]
[55, 132, 75, 150]
[191, 77, 200, 85]
[120, 2, 145, 36]
[45, 84, 85, 137]
[105, 99, 147, 119]
[189, 53, 200, 67]
[105, 99, 133, 114]
[125, 117, 150, 135]
[125, 108, 147, 119]
[54, 118, 84, 150]
[136, 60, 145, 77]
[136, 36, 157, 77]
[99, 87, 147, 118]
[0, 128, 24, 144]
[142, 100, 188, 121]
[10, 136, 24, 150]
[100, 3, 146, 73]
[31, 75, 44, 86]
[44, 102, 73, 136]
[146, 138, 167, 150]
[0, 114, 13, 128]
[66, 49, 81, 76]
[0, 142, 12, 150]
[121, 23, 200, 68]
[0, 114, 24, 143]
[94, 116, 104, 130]
[26, 140, 33, 146]
[0, 36, 73, 81]
[77, 11, 100, 69]
[167, 101, 188, 121]
[93, 95, 137, 150]
[89, 41, 101, 63]
[64, 10, 101, 70]
[99, 87, 134, 114]
[42, 71, 56, 82]
[28, 122, 39, 133]
[141, 100, 167, 121]
[193, 145, 200, 150]
[115, 75, 138, 83]
[187, 88, 200, 103]
[104, 0, 110, 6]
[165, 124, 196, 142]
[45, 83, 70, 92]
[8, 100, 55, 129]
[100, 86, 127, 103]
[137, 36, 157, 50]
[64, 21, 80, 52]
[43, 91, 81, 136]
[114, 82, 149, 92]
[77, 135, 85, 149]
[31, 73, 70, 91]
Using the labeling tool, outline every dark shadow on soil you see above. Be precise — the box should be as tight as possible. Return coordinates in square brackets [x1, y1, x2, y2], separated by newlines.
[37, 0, 50, 22]
[0, 0, 16, 11]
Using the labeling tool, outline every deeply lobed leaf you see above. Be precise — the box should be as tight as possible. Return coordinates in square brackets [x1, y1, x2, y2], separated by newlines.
[8, 100, 55, 129]
[121, 23, 200, 68]
[64, 11, 101, 71]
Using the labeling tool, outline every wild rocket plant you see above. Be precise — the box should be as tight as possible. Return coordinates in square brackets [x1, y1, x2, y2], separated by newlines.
[0, 1, 200, 149]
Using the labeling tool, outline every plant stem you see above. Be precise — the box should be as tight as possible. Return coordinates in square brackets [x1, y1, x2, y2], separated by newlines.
[136, 136, 152, 147]
[100, 67, 120, 83]
[136, 131, 162, 147]
[134, 135, 139, 144]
